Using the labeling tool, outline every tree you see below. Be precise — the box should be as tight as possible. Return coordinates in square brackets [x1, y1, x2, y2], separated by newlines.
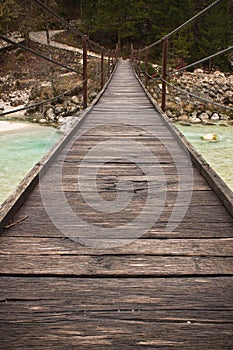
[191, 0, 233, 70]
[90, 0, 145, 49]
[0, 0, 22, 33]
[0, 0, 59, 37]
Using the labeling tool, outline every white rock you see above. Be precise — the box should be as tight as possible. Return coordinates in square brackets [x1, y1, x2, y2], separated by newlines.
[45, 107, 56, 121]
[70, 96, 80, 105]
[211, 113, 220, 121]
[194, 68, 204, 74]
[190, 117, 201, 124]
[199, 112, 209, 120]
[58, 116, 65, 123]
[201, 133, 218, 141]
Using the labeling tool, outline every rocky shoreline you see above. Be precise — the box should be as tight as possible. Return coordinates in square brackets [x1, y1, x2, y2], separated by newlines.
[1, 40, 232, 130]
[149, 68, 233, 126]
[0, 35, 100, 133]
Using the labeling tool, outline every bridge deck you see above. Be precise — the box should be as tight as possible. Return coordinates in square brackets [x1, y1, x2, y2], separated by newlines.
[0, 60, 232, 349]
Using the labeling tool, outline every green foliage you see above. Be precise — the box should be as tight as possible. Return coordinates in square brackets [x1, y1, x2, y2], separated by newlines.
[0, 0, 232, 71]
[0, 0, 21, 33]
[0, 0, 59, 34]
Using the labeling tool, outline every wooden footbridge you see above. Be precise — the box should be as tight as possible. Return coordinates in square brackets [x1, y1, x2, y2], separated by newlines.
[0, 60, 233, 349]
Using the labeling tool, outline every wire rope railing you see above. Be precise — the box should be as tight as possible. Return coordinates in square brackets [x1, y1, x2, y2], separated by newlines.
[0, 1, 119, 118]
[131, 0, 232, 117]
[161, 78, 233, 112]
[32, 0, 105, 51]
[0, 35, 81, 75]
[0, 80, 87, 117]
[138, 0, 225, 53]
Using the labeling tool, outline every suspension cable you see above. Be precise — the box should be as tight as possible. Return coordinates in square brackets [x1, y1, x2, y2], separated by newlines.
[160, 78, 233, 111]
[139, 0, 225, 52]
[32, 0, 106, 51]
[32, 0, 83, 36]
[0, 35, 81, 74]
[168, 45, 233, 76]
[0, 80, 87, 117]
[142, 45, 233, 82]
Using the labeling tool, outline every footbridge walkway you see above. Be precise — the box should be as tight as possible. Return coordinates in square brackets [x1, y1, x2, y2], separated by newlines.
[0, 60, 232, 349]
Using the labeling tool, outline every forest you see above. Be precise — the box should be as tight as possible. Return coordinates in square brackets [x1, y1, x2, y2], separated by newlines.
[0, 0, 233, 69]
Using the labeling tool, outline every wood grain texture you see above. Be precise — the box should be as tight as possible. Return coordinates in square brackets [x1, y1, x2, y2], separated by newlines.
[0, 60, 232, 349]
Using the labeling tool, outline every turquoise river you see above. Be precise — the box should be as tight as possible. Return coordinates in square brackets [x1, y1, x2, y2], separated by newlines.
[176, 123, 233, 192]
[0, 122, 60, 204]
[0, 121, 232, 205]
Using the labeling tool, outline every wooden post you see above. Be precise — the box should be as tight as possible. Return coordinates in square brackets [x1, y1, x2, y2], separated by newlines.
[135, 50, 138, 74]
[145, 49, 149, 88]
[108, 50, 111, 79]
[161, 37, 168, 112]
[116, 43, 120, 60]
[101, 49, 104, 89]
[138, 50, 141, 79]
[82, 35, 88, 109]
[130, 44, 134, 62]
[115, 44, 118, 64]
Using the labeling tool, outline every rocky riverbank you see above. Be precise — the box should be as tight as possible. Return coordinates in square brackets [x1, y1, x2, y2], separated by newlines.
[0, 38, 101, 132]
[1, 35, 232, 130]
[150, 68, 233, 126]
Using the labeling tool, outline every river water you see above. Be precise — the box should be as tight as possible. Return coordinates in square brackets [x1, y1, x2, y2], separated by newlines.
[176, 123, 233, 191]
[0, 121, 232, 205]
[0, 122, 60, 204]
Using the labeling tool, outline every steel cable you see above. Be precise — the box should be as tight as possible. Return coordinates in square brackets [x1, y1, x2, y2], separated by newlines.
[139, 0, 225, 52]
[32, 0, 106, 51]
[0, 80, 87, 117]
[160, 78, 233, 111]
[0, 35, 81, 74]
[168, 45, 233, 76]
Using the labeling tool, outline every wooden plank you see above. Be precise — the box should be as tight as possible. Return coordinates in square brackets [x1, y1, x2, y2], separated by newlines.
[0, 60, 232, 350]
[0, 277, 232, 307]
[0, 237, 232, 256]
[0, 255, 232, 275]
[0, 321, 232, 349]
[0, 277, 232, 348]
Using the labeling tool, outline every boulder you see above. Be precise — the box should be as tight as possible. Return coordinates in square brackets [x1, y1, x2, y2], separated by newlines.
[201, 133, 218, 141]
[66, 105, 78, 116]
[45, 107, 56, 122]
[54, 105, 64, 115]
[211, 113, 220, 121]
[70, 96, 80, 105]
[199, 112, 209, 120]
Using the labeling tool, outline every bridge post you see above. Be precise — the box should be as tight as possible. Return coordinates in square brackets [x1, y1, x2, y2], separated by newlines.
[130, 44, 134, 62]
[101, 49, 104, 88]
[82, 35, 88, 109]
[137, 50, 141, 79]
[161, 37, 168, 112]
[145, 49, 149, 88]
[115, 44, 119, 62]
[108, 50, 111, 79]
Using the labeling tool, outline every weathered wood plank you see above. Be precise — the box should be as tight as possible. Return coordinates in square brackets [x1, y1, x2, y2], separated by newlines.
[0, 277, 232, 348]
[0, 255, 232, 275]
[0, 237, 232, 256]
[0, 321, 232, 349]
[0, 60, 232, 350]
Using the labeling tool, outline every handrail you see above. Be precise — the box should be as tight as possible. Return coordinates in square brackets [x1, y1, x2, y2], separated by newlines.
[168, 46, 233, 76]
[0, 60, 120, 231]
[0, 35, 81, 74]
[133, 64, 233, 218]
[0, 34, 117, 117]
[160, 78, 233, 111]
[132, 0, 232, 113]
[32, 0, 106, 51]
[0, 80, 86, 117]
[139, 0, 225, 52]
